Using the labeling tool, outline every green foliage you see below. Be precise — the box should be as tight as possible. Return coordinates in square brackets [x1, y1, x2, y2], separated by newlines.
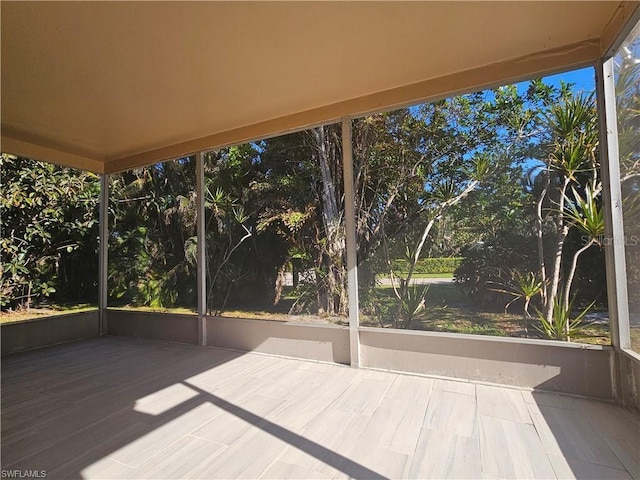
[564, 184, 604, 239]
[454, 84, 605, 344]
[534, 296, 594, 341]
[493, 270, 543, 314]
[491, 270, 544, 337]
[136, 274, 178, 308]
[396, 284, 430, 329]
[434, 321, 506, 337]
[616, 42, 640, 317]
[469, 154, 492, 182]
[107, 158, 197, 309]
[2, 71, 610, 344]
[454, 232, 539, 306]
[391, 257, 463, 275]
[1, 155, 99, 310]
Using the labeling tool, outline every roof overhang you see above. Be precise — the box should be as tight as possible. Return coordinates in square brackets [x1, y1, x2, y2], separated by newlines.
[2, 1, 639, 174]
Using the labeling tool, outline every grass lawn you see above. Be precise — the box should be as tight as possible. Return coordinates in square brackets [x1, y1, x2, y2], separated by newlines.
[360, 283, 611, 345]
[220, 309, 345, 325]
[631, 327, 640, 353]
[386, 273, 454, 279]
[1, 283, 612, 346]
[108, 305, 196, 315]
[0, 304, 97, 324]
[0, 304, 195, 323]
[108, 305, 343, 325]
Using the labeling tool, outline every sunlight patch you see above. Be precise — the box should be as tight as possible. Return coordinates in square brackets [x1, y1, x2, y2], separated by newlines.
[134, 383, 199, 416]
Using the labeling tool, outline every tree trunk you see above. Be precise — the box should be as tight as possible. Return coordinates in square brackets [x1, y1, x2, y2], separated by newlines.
[536, 173, 550, 303]
[312, 126, 347, 316]
[403, 180, 478, 290]
[523, 297, 530, 338]
[544, 177, 571, 328]
[273, 262, 287, 305]
[292, 262, 299, 288]
[561, 238, 594, 312]
[26, 281, 32, 310]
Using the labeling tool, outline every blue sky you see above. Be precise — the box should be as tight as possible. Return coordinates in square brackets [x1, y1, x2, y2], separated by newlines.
[407, 66, 596, 118]
[521, 66, 595, 94]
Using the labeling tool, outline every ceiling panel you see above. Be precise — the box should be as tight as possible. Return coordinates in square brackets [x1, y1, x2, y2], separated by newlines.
[1, 1, 637, 172]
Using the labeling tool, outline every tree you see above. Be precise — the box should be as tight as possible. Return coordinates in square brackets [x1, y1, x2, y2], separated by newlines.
[1, 155, 100, 310]
[616, 44, 640, 316]
[255, 124, 348, 317]
[451, 82, 605, 341]
[108, 158, 197, 308]
[534, 93, 601, 339]
[354, 86, 543, 328]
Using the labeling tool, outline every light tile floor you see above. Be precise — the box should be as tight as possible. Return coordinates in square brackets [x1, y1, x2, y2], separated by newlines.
[2, 337, 639, 479]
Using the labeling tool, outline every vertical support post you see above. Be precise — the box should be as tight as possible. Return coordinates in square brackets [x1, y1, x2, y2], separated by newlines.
[597, 57, 632, 404]
[98, 174, 109, 335]
[196, 152, 207, 346]
[342, 117, 360, 367]
[596, 58, 631, 351]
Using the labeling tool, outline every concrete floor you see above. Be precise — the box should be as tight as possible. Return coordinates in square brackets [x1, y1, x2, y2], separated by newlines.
[2, 337, 639, 479]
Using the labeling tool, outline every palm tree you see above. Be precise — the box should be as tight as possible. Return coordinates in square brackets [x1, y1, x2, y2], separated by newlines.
[535, 93, 600, 339]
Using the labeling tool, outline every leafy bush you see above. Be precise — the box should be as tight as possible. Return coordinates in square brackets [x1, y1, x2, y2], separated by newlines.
[1, 155, 100, 310]
[391, 257, 463, 275]
[534, 296, 594, 341]
[454, 234, 537, 307]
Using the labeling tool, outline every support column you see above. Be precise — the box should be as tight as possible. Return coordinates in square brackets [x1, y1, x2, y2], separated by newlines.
[596, 58, 631, 351]
[98, 174, 109, 335]
[196, 152, 207, 346]
[596, 57, 632, 404]
[342, 117, 361, 367]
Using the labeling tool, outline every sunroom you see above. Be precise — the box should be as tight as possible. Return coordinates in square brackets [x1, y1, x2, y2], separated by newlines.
[1, 2, 639, 479]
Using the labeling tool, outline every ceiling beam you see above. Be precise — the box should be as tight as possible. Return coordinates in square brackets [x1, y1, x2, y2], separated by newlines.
[1, 135, 105, 174]
[599, 1, 640, 58]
